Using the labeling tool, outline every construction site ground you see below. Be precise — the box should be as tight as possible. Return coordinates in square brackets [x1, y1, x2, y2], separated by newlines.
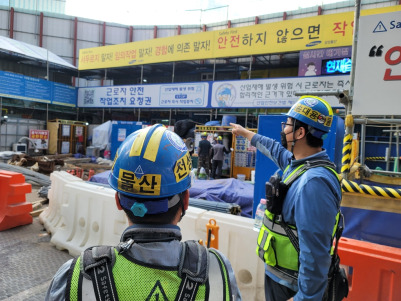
[0, 185, 74, 301]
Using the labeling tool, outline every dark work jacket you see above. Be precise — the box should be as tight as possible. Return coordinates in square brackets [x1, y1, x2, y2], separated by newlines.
[198, 139, 212, 157]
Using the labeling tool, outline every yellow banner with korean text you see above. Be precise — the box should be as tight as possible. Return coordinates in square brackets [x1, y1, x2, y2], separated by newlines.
[78, 5, 401, 70]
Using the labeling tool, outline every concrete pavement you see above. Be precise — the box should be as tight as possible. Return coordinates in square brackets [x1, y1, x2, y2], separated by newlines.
[0, 185, 73, 301]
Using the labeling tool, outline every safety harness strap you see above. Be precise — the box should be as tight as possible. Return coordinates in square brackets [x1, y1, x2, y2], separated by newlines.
[280, 160, 340, 255]
[81, 246, 119, 301]
[175, 240, 209, 301]
[283, 160, 337, 186]
[80, 241, 210, 301]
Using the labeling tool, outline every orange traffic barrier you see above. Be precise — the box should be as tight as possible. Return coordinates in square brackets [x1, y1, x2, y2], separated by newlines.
[0, 170, 33, 231]
[206, 218, 219, 249]
[338, 237, 401, 301]
[87, 169, 95, 181]
[75, 168, 82, 178]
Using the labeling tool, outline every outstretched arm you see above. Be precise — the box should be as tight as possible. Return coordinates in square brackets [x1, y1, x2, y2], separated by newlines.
[230, 123, 255, 141]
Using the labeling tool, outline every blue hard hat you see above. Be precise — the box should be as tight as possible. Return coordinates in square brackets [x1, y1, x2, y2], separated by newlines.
[286, 95, 333, 138]
[108, 124, 192, 214]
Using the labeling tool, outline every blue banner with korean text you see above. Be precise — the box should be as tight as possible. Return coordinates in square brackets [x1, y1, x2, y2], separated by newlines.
[210, 75, 350, 109]
[77, 82, 209, 108]
[0, 70, 77, 107]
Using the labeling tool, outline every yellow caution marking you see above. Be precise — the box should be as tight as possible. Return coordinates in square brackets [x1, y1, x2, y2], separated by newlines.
[111, 150, 119, 171]
[129, 126, 151, 157]
[143, 126, 166, 162]
[174, 152, 192, 183]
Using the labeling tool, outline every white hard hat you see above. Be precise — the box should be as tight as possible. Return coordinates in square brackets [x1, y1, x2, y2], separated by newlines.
[214, 133, 218, 138]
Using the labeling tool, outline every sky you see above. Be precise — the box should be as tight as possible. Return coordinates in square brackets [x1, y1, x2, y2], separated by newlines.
[65, 0, 342, 26]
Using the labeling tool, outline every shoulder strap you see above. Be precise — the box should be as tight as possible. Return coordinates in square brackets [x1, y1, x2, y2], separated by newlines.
[280, 159, 339, 254]
[208, 249, 233, 301]
[175, 240, 209, 301]
[283, 159, 337, 186]
[80, 246, 119, 301]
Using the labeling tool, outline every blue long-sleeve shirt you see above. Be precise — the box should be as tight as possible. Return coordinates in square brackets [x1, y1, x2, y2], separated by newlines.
[251, 133, 342, 301]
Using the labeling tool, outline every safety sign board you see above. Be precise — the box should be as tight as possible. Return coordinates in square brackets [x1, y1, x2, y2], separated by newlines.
[353, 10, 401, 115]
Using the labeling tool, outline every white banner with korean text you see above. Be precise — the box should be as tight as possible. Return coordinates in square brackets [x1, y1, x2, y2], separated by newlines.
[77, 82, 209, 108]
[353, 11, 401, 116]
[211, 75, 349, 108]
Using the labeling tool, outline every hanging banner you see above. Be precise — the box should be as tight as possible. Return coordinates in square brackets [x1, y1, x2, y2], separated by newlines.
[353, 10, 401, 115]
[77, 82, 209, 108]
[211, 75, 350, 108]
[0, 71, 77, 106]
[78, 6, 401, 70]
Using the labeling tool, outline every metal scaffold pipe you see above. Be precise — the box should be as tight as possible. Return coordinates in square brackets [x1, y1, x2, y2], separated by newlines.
[341, 0, 361, 180]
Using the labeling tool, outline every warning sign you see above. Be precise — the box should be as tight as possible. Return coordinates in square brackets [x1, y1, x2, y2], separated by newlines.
[353, 10, 401, 115]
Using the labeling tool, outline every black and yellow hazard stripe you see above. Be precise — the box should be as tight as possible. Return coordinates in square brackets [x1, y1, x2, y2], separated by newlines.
[341, 179, 401, 199]
[365, 157, 385, 161]
[365, 157, 401, 161]
[341, 134, 353, 174]
[341, 179, 361, 193]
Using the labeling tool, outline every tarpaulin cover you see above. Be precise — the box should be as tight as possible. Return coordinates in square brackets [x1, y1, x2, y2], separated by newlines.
[92, 121, 112, 150]
[89, 170, 110, 184]
[189, 178, 254, 217]
[341, 206, 401, 249]
[90, 171, 254, 217]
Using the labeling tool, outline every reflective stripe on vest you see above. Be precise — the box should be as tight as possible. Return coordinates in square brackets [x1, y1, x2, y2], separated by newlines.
[256, 163, 341, 285]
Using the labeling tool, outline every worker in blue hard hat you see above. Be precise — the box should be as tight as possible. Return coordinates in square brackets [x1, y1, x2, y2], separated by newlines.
[46, 124, 242, 301]
[196, 131, 212, 179]
[231, 96, 344, 301]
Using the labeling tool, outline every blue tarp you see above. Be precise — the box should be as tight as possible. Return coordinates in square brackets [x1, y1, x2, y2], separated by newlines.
[90, 170, 110, 184]
[90, 171, 254, 217]
[341, 207, 401, 249]
[189, 178, 254, 218]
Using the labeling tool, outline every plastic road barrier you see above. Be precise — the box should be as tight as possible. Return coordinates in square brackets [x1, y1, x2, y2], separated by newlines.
[40, 171, 266, 300]
[38, 171, 82, 234]
[0, 170, 32, 231]
[338, 237, 401, 301]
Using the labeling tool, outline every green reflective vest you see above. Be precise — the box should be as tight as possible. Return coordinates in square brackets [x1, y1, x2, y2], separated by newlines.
[67, 242, 233, 301]
[256, 162, 341, 285]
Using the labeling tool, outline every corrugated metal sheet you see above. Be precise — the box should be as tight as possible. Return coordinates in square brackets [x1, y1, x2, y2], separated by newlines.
[14, 11, 38, 35]
[231, 21, 254, 28]
[106, 25, 128, 45]
[157, 28, 177, 38]
[208, 24, 226, 31]
[44, 17, 72, 38]
[260, 16, 282, 24]
[0, 10, 8, 30]
[43, 36, 73, 59]
[132, 28, 153, 42]
[181, 27, 201, 35]
[78, 21, 101, 43]
[76, 40, 99, 51]
[13, 31, 38, 46]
